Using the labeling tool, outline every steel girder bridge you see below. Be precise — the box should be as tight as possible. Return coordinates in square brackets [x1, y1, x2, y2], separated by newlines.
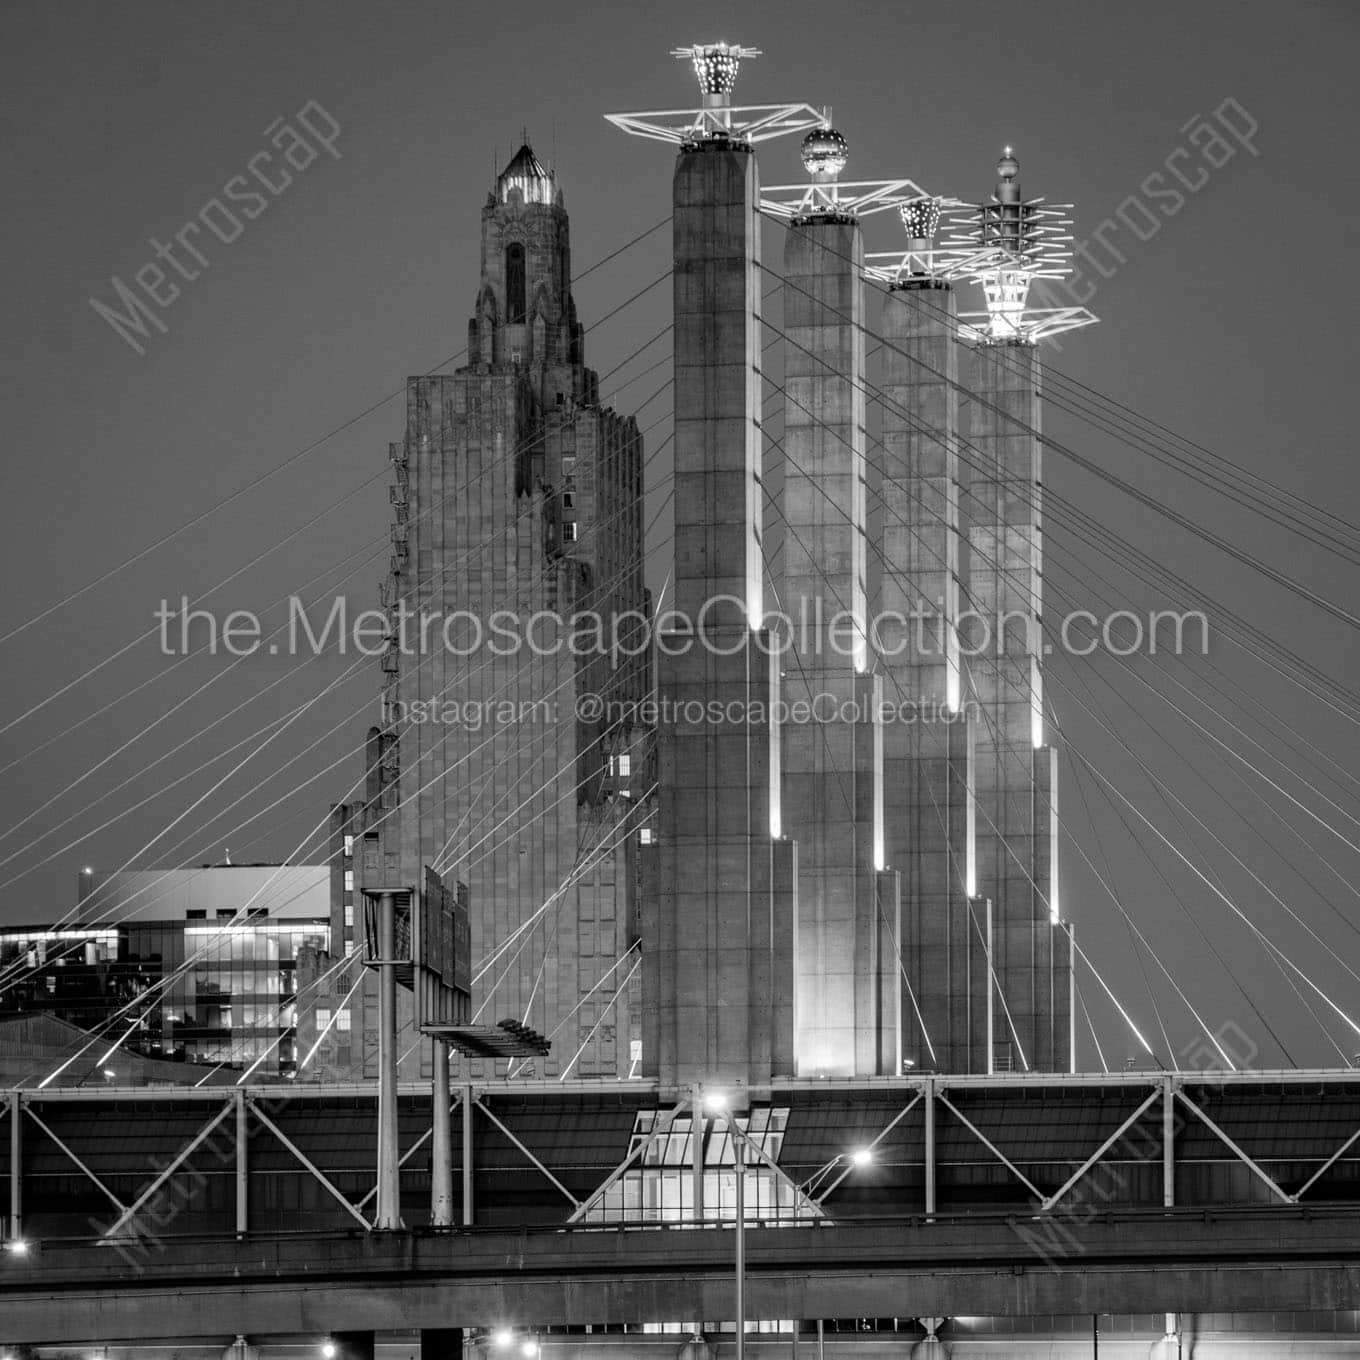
[3, 1070, 1360, 1346]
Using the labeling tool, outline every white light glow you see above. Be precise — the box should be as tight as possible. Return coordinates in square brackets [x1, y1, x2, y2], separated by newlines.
[703, 1090, 728, 1111]
[322, 1344, 337, 1359]
[850, 1148, 873, 1167]
[4, 1239, 28, 1255]
[492, 1331, 515, 1349]
[899, 196, 941, 242]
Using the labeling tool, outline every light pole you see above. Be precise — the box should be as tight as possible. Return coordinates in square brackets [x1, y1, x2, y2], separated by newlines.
[734, 1134, 745, 1360]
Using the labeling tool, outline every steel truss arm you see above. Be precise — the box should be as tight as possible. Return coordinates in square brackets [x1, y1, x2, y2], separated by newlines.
[102, 1098, 234, 1240]
[936, 1091, 1044, 1201]
[805, 1093, 923, 1207]
[246, 1099, 371, 1229]
[475, 1098, 579, 1210]
[1040, 1088, 1162, 1212]
[23, 1103, 127, 1215]
[1295, 1121, 1360, 1200]
[723, 1117, 823, 1218]
[1174, 1089, 1294, 1204]
[568, 1100, 690, 1223]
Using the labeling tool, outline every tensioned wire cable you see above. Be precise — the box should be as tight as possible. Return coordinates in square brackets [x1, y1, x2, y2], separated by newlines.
[769, 253, 1360, 737]
[0, 258, 674, 806]
[770, 214, 1360, 584]
[0, 349, 677, 913]
[757, 318, 1349, 1066]
[0, 214, 674, 649]
[760, 399, 1162, 1068]
[107, 421, 680, 1060]
[894, 275, 1360, 556]
[787, 357, 1353, 1066]
[757, 295, 1151, 1064]
[774, 294, 1360, 862]
[0, 380, 680, 1028]
[755, 339, 1135, 1064]
[762, 226, 1360, 715]
[1045, 492, 1360, 792]
[767, 292, 1349, 1066]
[0, 322, 676, 800]
[0, 378, 677, 960]
[772, 314, 1360, 962]
[0, 431, 677, 1010]
[0, 278, 675, 831]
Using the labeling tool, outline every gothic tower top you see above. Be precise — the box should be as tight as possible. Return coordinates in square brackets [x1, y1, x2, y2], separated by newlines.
[467, 143, 588, 404]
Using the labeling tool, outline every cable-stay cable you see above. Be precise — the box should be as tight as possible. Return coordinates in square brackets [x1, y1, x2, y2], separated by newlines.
[0, 214, 673, 650]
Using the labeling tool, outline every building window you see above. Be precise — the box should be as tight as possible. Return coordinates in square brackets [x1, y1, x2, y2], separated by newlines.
[216, 909, 234, 920]
[562, 492, 574, 509]
[506, 243, 526, 323]
[336, 1008, 351, 1033]
[344, 869, 354, 892]
[616, 753, 631, 776]
[561, 456, 576, 477]
[639, 828, 655, 846]
[562, 522, 578, 542]
[344, 902, 354, 929]
[343, 834, 354, 857]
[186, 909, 206, 920]
[316, 1008, 332, 1031]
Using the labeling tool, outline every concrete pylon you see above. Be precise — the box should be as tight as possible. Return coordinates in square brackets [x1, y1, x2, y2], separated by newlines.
[641, 134, 798, 1087]
[779, 211, 896, 1076]
[878, 282, 985, 1073]
[966, 342, 1071, 1072]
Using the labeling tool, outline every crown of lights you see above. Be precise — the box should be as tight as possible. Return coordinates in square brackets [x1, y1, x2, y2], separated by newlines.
[608, 44, 825, 148]
[801, 126, 849, 178]
[899, 196, 941, 242]
[673, 43, 761, 97]
[929, 146, 1098, 343]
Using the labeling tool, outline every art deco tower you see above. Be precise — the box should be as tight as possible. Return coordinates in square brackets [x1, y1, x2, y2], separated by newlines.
[331, 147, 651, 1081]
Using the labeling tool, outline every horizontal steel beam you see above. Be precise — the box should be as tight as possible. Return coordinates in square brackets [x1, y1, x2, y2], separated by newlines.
[4, 1211, 1360, 1344]
[13, 1068, 1360, 1104]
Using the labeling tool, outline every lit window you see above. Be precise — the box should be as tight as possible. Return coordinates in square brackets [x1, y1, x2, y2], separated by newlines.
[316, 1008, 332, 1031]
[639, 828, 655, 846]
[336, 1008, 351, 1033]
[344, 902, 354, 929]
[344, 870, 354, 892]
[562, 522, 578, 542]
[617, 753, 631, 776]
[343, 834, 354, 857]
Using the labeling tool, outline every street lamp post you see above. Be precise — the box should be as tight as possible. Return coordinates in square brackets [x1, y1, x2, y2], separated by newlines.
[734, 1135, 745, 1360]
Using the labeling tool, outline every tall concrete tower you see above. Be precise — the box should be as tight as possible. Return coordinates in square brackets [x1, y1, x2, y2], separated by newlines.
[772, 127, 899, 1076]
[876, 200, 987, 1074]
[955, 149, 1094, 1072]
[336, 146, 651, 1081]
[611, 46, 829, 1089]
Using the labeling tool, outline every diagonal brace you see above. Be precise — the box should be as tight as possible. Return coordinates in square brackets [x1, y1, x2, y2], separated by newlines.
[1041, 1088, 1162, 1212]
[248, 1098, 372, 1229]
[102, 1099, 233, 1240]
[936, 1092, 1044, 1201]
[476, 1098, 579, 1209]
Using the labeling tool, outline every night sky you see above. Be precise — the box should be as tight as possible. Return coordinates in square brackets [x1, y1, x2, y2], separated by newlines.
[2, 0, 1357, 1070]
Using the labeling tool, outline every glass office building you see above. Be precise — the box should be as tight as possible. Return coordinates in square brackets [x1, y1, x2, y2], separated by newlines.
[0, 865, 329, 1078]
